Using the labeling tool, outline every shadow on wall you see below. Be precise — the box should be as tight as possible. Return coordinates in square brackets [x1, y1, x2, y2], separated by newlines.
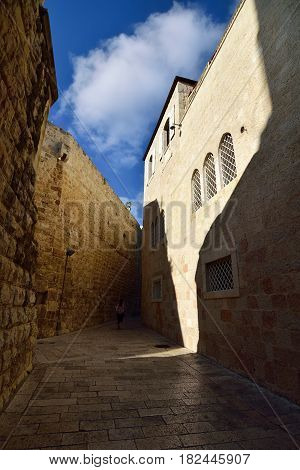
[142, 200, 183, 345]
[34, 152, 142, 338]
[57, 219, 142, 334]
[195, 0, 300, 403]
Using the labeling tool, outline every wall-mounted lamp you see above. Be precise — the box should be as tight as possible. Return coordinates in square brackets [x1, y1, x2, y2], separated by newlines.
[170, 123, 182, 130]
[66, 248, 75, 257]
[58, 153, 68, 162]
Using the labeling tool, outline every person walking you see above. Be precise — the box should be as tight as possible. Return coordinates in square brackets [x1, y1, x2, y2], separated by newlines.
[115, 298, 125, 329]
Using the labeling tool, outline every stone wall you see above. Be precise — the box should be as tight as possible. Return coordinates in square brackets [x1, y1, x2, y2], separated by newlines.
[34, 123, 141, 338]
[142, 0, 300, 403]
[0, 1, 57, 411]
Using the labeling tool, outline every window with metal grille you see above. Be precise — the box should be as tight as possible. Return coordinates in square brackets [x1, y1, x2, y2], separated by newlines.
[219, 133, 237, 186]
[152, 277, 162, 301]
[191, 169, 202, 212]
[160, 210, 165, 240]
[206, 255, 234, 292]
[204, 153, 217, 200]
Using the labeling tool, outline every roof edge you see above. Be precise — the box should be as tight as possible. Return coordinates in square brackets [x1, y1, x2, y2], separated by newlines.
[46, 122, 141, 227]
[142, 76, 196, 161]
[180, 0, 246, 124]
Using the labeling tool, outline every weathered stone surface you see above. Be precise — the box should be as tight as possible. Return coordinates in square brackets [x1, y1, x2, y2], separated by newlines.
[34, 123, 141, 338]
[0, 0, 57, 412]
[0, 320, 298, 450]
[142, 0, 300, 404]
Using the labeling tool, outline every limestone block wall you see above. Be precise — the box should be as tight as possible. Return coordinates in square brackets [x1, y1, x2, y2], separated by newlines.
[34, 123, 141, 338]
[0, 1, 57, 411]
[142, 0, 300, 403]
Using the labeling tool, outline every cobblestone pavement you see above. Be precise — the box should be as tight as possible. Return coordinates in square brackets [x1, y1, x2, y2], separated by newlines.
[0, 319, 299, 449]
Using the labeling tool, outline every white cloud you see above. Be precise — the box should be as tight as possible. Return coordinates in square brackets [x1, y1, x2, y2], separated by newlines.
[60, 2, 224, 167]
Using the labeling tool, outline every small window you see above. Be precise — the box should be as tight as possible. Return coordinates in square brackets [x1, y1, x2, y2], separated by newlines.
[151, 221, 155, 248]
[154, 216, 158, 247]
[59, 142, 70, 161]
[163, 118, 170, 153]
[151, 217, 158, 248]
[219, 133, 237, 186]
[152, 276, 162, 301]
[191, 169, 202, 212]
[160, 210, 165, 241]
[201, 250, 239, 299]
[148, 155, 153, 181]
[204, 153, 217, 200]
[206, 255, 234, 292]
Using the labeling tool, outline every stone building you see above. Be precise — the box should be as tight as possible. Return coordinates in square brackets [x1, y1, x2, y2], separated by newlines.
[34, 123, 141, 338]
[0, 1, 57, 410]
[142, 0, 300, 403]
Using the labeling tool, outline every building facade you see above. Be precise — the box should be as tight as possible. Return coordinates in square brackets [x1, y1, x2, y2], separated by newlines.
[34, 123, 141, 338]
[0, 1, 57, 410]
[142, 0, 300, 403]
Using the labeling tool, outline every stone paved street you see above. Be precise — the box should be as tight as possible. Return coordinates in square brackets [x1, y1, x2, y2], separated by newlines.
[0, 319, 299, 450]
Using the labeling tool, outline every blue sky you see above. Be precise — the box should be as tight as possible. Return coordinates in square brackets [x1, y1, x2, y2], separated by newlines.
[45, 0, 237, 222]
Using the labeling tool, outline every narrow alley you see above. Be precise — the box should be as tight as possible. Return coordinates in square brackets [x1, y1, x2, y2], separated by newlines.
[0, 320, 299, 450]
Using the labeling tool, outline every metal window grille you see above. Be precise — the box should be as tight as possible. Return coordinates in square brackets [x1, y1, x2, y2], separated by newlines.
[204, 153, 217, 200]
[152, 278, 162, 300]
[192, 170, 202, 212]
[160, 211, 165, 240]
[206, 255, 234, 292]
[219, 133, 237, 186]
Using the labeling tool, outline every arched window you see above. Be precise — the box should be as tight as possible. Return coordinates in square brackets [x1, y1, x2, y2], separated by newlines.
[151, 221, 155, 248]
[219, 133, 237, 186]
[191, 170, 202, 212]
[160, 210, 165, 240]
[204, 153, 217, 200]
[148, 155, 153, 181]
[163, 118, 170, 152]
[154, 216, 158, 247]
